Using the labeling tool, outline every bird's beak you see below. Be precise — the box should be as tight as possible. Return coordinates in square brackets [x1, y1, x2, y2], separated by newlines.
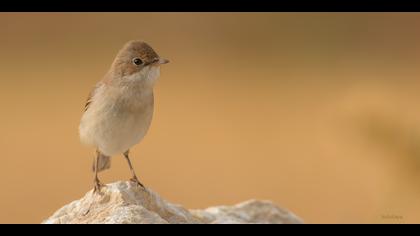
[149, 58, 169, 67]
[158, 58, 169, 64]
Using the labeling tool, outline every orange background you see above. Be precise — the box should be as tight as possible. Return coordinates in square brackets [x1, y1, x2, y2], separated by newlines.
[1, 13, 420, 223]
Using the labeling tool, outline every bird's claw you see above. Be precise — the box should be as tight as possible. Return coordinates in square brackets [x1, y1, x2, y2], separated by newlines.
[130, 177, 145, 189]
[93, 178, 105, 193]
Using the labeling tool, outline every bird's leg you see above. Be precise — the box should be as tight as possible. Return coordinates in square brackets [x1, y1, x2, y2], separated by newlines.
[123, 150, 145, 188]
[93, 150, 105, 193]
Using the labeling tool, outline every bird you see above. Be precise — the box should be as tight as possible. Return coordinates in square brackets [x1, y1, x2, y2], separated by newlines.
[78, 40, 169, 192]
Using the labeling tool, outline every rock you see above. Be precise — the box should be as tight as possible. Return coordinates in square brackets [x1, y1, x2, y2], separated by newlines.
[191, 200, 302, 224]
[43, 181, 303, 224]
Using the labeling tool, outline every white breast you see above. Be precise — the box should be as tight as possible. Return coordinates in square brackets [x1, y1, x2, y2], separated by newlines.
[79, 67, 159, 156]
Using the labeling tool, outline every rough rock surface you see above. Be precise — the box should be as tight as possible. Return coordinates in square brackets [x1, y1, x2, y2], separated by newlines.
[43, 181, 303, 224]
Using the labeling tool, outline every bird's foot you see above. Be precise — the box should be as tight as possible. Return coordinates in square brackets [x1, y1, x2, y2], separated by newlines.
[93, 178, 105, 193]
[130, 176, 145, 189]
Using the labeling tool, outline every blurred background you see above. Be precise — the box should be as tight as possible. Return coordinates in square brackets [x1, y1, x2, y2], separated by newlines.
[0, 13, 420, 223]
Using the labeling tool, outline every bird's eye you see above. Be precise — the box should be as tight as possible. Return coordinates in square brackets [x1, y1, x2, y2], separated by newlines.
[132, 58, 143, 65]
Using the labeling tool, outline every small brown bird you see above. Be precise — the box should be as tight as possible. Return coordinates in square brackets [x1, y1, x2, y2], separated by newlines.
[79, 40, 169, 192]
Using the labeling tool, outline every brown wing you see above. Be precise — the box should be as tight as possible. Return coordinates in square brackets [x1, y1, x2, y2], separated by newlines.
[84, 83, 102, 112]
[84, 95, 93, 112]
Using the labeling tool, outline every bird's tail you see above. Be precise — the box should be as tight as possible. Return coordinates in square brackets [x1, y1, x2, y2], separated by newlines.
[92, 151, 111, 173]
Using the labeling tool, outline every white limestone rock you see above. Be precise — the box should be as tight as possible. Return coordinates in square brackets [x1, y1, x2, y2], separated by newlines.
[43, 181, 302, 224]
